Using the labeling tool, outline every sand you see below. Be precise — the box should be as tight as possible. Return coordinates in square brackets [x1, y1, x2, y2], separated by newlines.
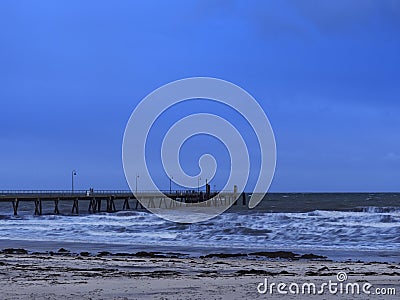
[0, 250, 399, 299]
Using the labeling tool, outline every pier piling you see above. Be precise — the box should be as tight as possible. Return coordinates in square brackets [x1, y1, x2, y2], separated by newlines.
[72, 199, 79, 214]
[54, 199, 60, 214]
[34, 198, 42, 216]
[12, 199, 19, 216]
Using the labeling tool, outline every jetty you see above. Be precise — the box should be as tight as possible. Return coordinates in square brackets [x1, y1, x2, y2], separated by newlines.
[0, 190, 248, 216]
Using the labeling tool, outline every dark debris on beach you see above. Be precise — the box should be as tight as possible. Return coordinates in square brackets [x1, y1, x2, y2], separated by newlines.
[0, 248, 329, 261]
[200, 251, 327, 260]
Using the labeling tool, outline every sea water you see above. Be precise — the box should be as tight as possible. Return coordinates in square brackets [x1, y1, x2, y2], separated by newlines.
[0, 193, 399, 262]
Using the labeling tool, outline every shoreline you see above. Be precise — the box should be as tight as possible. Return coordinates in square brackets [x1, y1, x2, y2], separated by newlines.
[1, 239, 400, 264]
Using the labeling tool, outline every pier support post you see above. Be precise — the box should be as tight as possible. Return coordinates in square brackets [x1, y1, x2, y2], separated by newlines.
[54, 198, 60, 214]
[88, 198, 97, 213]
[123, 197, 130, 210]
[72, 198, 79, 214]
[134, 197, 144, 209]
[96, 199, 101, 212]
[12, 199, 19, 216]
[106, 197, 116, 212]
[34, 198, 42, 215]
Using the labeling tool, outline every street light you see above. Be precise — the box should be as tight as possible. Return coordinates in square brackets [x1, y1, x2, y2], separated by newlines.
[169, 175, 173, 194]
[197, 176, 201, 193]
[135, 174, 139, 194]
[72, 170, 77, 193]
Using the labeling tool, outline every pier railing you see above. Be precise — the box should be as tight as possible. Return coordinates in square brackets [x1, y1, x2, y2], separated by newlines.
[0, 190, 133, 196]
[0, 190, 224, 196]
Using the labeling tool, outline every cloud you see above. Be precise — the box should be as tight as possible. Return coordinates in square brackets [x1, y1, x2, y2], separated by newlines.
[232, 0, 400, 40]
[384, 152, 400, 162]
[289, 0, 400, 36]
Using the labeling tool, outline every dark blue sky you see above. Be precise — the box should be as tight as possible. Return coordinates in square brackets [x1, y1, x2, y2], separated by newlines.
[1, 0, 399, 191]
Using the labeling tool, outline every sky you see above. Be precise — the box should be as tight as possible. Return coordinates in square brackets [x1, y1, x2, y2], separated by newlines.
[0, 0, 399, 192]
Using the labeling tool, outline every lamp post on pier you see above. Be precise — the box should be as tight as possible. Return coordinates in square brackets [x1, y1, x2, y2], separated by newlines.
[169, 175, 173, 194]
[197, 176, 201, 193]
[135, 174, 139, 194]
[71, 170, 77, 193]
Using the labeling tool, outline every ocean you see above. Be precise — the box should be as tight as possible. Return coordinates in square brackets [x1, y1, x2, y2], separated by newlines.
[0, 193, 399, 262]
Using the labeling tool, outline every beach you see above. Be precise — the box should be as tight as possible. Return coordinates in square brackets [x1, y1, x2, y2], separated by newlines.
[0, 249, 399, 299]
[0, 193, 399, 298]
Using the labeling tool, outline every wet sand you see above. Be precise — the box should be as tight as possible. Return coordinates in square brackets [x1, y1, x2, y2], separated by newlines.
[0, 249, 399, 299]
